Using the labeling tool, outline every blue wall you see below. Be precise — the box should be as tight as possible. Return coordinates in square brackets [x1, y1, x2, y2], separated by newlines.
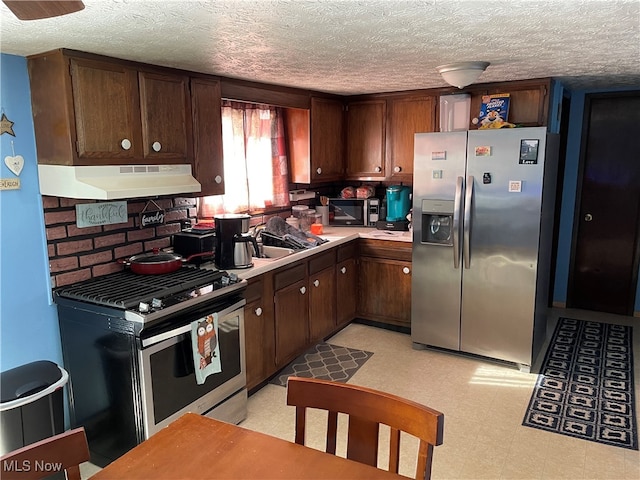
[552, 86, 640, 312]
[0, 54, 62, 371]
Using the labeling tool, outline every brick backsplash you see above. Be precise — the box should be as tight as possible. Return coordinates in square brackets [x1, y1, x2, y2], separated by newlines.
[42, 184, 372, 288]
[43, 195, 198, 288]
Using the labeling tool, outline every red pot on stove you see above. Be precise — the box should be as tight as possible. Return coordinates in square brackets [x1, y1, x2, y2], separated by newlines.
[118, 249, 214, 275]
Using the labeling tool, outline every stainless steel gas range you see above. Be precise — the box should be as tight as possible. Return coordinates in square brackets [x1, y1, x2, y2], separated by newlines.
[54, 266, 247, 467]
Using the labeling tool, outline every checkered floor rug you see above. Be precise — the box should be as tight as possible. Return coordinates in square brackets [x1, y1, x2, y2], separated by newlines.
[523, 318, 637, 450]
[270, 342, 373, 387]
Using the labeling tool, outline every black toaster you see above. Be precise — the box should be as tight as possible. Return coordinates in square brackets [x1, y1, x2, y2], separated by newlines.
[172, 230, 216, 264]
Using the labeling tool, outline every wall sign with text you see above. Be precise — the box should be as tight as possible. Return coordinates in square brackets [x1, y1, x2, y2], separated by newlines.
[76, 201, 128, 228]
[139, 200, 165, 228]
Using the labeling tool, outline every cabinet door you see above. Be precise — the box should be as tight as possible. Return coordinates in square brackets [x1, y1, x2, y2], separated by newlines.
[274, 280, 309, 367]
[285, 108, 311, 184]
[387, 96, 435, 181]
[308, 266, 336, 342]
[336, 257, 357, 327]
[70, 58, 141, 161]
[358, 257, 412, 328]
[310, 97, 344, 182]
[244, 298, 276, 391]
[191, 78, 225, 196]
[139, 71, 192, 162]
[346, 100, 386, 179]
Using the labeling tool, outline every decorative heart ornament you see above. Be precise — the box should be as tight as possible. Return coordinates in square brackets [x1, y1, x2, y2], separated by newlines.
[5, 155, 24, 176]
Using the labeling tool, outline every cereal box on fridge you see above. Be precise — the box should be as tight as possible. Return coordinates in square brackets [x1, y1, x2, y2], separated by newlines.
[476, 93, 514, 129]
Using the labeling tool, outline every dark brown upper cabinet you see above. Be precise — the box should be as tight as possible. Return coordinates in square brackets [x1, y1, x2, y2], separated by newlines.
[309, 97, 344, 182]
[191, 77, 225, 196]
[345, 99, 386, 180]
[386, 95, 436, 183]
[28, 49, 193, 167]
[287, 97, 345, 185]
[138, 71, 192, 162]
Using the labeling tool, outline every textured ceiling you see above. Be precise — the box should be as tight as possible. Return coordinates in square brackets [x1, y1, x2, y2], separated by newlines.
[1, 0, 639, 95]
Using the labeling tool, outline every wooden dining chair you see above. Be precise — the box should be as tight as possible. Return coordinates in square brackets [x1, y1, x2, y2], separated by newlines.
[0, 427, 90, 480]
[286, 376, 444, 480]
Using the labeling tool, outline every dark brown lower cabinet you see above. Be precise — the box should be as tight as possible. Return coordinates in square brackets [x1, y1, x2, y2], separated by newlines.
[274, 263, 309, 369]
[308, 266, 336, 343]
[243, 273, 275, 391]
[308, 250, 337, 343]
[336, 243, 358, 327]
[358, 239, 412, 329]
[245, 239, 412, 390]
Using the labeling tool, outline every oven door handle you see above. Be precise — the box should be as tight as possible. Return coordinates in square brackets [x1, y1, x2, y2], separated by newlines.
[141, 298, 246, 348]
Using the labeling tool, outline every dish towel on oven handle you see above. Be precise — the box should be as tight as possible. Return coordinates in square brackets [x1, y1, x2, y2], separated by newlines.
[191, 313, 222, 385]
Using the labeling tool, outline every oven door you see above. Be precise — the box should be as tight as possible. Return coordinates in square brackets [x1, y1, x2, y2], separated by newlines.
[139, 297, 246, 438]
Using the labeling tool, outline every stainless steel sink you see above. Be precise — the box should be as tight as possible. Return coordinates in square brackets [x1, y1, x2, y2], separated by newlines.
[259, 245, 295, 260]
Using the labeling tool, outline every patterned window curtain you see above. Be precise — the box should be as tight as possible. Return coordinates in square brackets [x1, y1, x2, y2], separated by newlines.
[198, 101, 290, 217]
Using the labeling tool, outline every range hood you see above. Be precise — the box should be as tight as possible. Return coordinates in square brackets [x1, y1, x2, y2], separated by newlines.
[38, 164, 202, 200]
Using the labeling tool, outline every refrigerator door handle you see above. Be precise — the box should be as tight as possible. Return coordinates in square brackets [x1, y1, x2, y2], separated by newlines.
[453, 176, 464, 269]
[463, 175, 474, 269]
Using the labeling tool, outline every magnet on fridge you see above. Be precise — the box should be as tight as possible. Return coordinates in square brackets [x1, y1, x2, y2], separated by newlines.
[483, 173, 491, 184]
[475, 146, 491, 156]
[508, 180, 522, 193]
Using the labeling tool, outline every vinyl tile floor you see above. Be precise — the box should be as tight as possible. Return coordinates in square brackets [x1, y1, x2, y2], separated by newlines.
[81, 308, 640, 479]
[240, 308, 640, 480]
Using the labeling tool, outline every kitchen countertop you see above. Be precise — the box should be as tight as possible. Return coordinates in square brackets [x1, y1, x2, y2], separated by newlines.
[201, 226, 412, 280]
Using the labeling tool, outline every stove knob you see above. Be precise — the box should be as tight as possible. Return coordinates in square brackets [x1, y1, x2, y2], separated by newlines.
[138, 302, 150, 313]
[151, 298, 163, 309]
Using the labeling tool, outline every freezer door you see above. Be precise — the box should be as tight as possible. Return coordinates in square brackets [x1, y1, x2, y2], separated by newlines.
[412, 131, 467, 350]
[460, 127, 548, 365]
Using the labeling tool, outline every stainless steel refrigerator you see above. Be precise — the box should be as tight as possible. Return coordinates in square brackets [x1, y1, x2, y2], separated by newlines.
[411, 127, 558, 369]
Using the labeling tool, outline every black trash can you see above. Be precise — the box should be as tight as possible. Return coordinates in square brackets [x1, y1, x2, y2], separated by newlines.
[0, 360, 69, 455]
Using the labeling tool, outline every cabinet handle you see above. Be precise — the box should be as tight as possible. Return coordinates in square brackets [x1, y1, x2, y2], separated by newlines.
[340, 267, 346, 274]
[300, 286, 306, 294]
[402, 266, 411, 274]
[215, 175, 223, 184]
[375, 166, 382, 173]
[316, 167, 322, 175]
[254, 307, 263, 317]
[313, 279, 320, 287]
[120, 139, 132, 151]
[394, 166, 401, 173]
[152, 141, 162, 152]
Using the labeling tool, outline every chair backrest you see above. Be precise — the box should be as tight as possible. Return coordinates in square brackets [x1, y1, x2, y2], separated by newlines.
[286, 376, 444, 480]
[0, 427, 90, 480]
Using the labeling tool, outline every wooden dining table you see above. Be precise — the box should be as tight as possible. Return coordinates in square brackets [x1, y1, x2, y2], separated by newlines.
[90, 413, 401, 479]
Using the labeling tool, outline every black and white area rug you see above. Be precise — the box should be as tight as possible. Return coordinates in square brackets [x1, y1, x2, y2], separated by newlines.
[523, 318, 637, 450]
[271, 342, 373, 387]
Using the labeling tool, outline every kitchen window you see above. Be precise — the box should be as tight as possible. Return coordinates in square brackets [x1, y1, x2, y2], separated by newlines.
[198, 101, 290, 216]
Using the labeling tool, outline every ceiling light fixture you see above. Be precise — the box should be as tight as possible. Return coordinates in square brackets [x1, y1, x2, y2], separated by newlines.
[436, 61, 490, 89]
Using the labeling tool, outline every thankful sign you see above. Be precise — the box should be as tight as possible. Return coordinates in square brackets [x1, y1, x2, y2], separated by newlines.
[76, 201, 128, 228]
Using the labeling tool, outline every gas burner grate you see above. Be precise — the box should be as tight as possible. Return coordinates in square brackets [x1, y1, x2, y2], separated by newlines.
[55, 267, 225, 309]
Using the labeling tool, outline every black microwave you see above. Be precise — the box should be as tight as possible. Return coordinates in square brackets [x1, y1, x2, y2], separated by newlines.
[328, 198, 380, 227]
